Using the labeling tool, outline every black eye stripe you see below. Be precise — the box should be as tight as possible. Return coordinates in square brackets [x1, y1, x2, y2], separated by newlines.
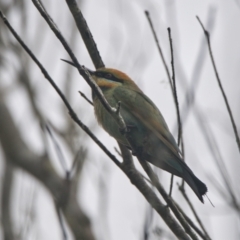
[94, 71, 123, 83]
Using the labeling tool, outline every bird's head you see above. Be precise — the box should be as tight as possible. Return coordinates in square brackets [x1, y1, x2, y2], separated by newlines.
[61, 59, 140, 92]
[89, 68, 140, 92]
[61, 59, 141, 92]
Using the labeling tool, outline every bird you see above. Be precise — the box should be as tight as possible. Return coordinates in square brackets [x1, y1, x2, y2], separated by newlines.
[62, 60, 207, 202]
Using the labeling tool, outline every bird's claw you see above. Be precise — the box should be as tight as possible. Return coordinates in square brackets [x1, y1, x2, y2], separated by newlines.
[119, 124, 137, 134]
[132, 146, 143, 156]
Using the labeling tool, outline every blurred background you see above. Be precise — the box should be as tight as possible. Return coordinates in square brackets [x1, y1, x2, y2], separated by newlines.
[0, 0, 240, 239]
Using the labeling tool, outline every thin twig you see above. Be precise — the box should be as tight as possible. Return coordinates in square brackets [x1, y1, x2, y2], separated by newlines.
[18, 67, 49, 154]
[194, 106, 239, 211]
[69, 148, 84, 178]
[45, 124, 69, 176]
[196, 16, 240, 154]
[167, 27, 184, 196]
[144, 11, 173, 92]
[145, 11, 185, 196]
[138, 160, 199, 240]
[119, 144, 192, 240]
[167, 26, 211, 240]
[179, 184, 212, 240]
[167, 28, 182, 147]
[78, 91, 93, 106]
[169, 175, 174, 196]
[56, 206, 68, 240]
[173, 8, 216, 134]
[174, 201, 209, 240]
[65, 0, 104, 69]
[114, 147, 122, 157]
[1, 162, 15, 240]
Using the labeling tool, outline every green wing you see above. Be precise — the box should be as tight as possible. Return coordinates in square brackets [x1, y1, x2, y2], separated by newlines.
[113, 86, 180, 158]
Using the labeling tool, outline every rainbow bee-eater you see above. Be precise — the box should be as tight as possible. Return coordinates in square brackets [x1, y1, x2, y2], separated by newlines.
[91, 68, 207, 203]
[63, 61, 207, 202]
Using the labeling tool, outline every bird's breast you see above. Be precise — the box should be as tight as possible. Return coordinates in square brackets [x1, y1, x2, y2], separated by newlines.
[93, 93, 129, 146]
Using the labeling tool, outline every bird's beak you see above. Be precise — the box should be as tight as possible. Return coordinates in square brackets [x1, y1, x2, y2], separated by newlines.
[61, 59, 95, 75]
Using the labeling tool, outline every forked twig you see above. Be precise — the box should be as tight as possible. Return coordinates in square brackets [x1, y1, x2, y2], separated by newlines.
[78, 91, 93, 106]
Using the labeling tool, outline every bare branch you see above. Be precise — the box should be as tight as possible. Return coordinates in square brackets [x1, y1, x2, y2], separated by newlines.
[179, 184, 211, 240]
[1, 162, 15, 240]
[118, 144, 192, 240]
[174, 8, 216, 133]
[45, 124, 69, 176]
[78, 91, 93, 106]
[56, 206, 68, 240]
[167, 27, 184, 197]
[167, 28, 182, 149]
[0, 9, 121, 168]
[175, 201, 210, 240]
[138, 160, 199, 240]
[65, 0, 104, 69]
[196, 16, 240, 154]
[31, 0, 128, 134]
[144, 10, 173, 92]
[0, 96, 95, 240]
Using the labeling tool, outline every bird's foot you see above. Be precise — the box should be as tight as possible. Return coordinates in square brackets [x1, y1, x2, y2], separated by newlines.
[119, 124, 137, 134]
[132, 146, 143, 156]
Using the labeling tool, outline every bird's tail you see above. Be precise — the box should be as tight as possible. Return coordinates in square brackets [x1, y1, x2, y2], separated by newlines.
[182, 168, 207, 203]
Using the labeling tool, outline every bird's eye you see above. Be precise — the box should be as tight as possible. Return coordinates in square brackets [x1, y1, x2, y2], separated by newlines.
[105, 73, 113, 79]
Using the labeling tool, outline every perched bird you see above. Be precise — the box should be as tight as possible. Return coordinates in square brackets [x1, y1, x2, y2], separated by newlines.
[63, 61, 207, 202]
[91, 68, 207, 203]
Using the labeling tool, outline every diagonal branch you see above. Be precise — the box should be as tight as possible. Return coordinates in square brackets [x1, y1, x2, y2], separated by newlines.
[0, 9, 121, 168]
[196, 16, 240, 154]
[144, 10, 173, 92]
[1, 162, 15, 240]
[65, 0, 104, 69]
[0, 95, 95, 240]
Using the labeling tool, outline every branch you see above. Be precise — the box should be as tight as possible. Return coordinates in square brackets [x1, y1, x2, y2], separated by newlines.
[144, 11, 173, 93]
[179, 185, 211, 240]
[0, 9, 121, 168]
[196, 16, 240, 154]
[0, 96, 95, 240]
[78, 91, 93, 106]
[1, 162, 15, 240]
[138, 160, 198, 240]
[174, 8, 216, 133]
[167, 27, 184, 196]
[145, 12, 185, 198]
[56, 206, 68, 240]
[167, 28, 182, 147]
[31, 0, 128, 134]
[65, 0, 104, 69]
[118, 144, 192, 240]
[175, 201, 210, 240]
